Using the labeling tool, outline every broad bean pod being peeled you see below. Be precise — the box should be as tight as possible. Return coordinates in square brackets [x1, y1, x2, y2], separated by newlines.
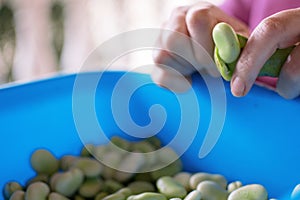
[212, 22, 294, 81]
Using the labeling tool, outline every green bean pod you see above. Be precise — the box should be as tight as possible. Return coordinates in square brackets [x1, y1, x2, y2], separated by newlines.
[212, 22, 294, 81]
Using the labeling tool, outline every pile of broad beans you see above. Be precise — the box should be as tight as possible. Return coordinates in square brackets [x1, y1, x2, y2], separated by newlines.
[3, 136, 300, 200]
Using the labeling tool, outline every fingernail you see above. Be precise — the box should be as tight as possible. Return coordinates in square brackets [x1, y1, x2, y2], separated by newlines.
[231, 76, 245, 97]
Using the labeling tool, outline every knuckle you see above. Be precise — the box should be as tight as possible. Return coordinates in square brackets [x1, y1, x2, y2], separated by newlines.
[153, 49, 170, 65]
[256, 17, 284, 40]
[185, 5, 214, 27]
[170, 6, 188, 21]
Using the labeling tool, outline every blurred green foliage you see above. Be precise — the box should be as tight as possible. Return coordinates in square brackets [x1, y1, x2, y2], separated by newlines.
[0, 4, 15, 82]
[0, 1, 65, 82]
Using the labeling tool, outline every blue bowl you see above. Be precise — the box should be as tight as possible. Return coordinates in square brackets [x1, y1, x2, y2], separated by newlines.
[1, 71, 300, 200]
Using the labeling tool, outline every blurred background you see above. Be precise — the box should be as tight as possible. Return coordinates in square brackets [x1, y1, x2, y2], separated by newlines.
[0, 0, 223, 84]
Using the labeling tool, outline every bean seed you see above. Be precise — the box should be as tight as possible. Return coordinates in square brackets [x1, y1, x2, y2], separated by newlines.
[26, 174, 48, 187]
[174, 172, 192, 191]
[48, 192, 70, 200]
[102, 192, 125, 200]
[30, 149, 59, 175]
[151, 160, 182, 180]
[80, 144, 95, 157]
[184, 190, 201, 200]
[78, 178, 103, 198]
[212, 22, 240, 63]
[110, 136, 131, 151]
[227, 184, 268, 200]
[114, 153, 146, 182]
[157, 176, 187, 198]
[128, 181, 155, 194]
[3, 181, 23, 199]
[25, 181, 50, 200]
[72, 157, 102, 178]
[196, 180, 228, 200]
[51, 168, 84, 197]
[103, 179, 124, 194]
[9, 190, 25, 200]
[94, 192, 109, 200]
[127, 192, 167, 200]
[60, 155, 78, 171]
[227, 181, 242, 193]
[190, 173, 227, 189]
[116, 188, 132, 198]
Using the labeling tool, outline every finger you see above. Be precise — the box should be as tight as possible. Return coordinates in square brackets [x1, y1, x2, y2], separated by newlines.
[154, 6, 197, 76]
[276, 44, 300, 99]
[231, 8, 300, 97]
[151, 64, 192, 92]
[185, 2, 248, 76]
[152, 45, 193, 92]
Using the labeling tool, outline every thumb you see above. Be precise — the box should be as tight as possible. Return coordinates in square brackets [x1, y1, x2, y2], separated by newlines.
[276, 44, 300, 99]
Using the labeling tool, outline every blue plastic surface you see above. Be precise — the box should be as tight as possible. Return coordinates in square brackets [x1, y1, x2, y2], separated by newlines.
[1, 71, 300, 199]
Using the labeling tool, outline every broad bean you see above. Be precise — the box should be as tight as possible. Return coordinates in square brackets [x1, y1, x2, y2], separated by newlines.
[9, 190, 25, 200]
[128, 181, 155, 194]
[227, 181, 242, 193]
[51, 168, 84, 197]
[227, 184, 268, 200]
[127, 192, 167, 200]
[196, 180, 228, 200]
[114, 153, 146, 182]
[190, 173, 227, 189]
[212, 22, 240, 63]
[25, 182, 50, 200]
[78, 178, 103, 198]
[157, 176, 187, 198]
[30, 149, 59, 175]
[102, 192, 125, 200]
[103, 179, 124, 194]
[184, 190, 201, 200]
[173, 172, 192, 191]
[48, 192, 70, 200]
[3, 181, 23, 199]
[72, 157, 102, 178]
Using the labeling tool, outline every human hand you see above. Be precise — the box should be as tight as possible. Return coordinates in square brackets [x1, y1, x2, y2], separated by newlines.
[151, 1, 249, 91]
[231, 8, 300, 99]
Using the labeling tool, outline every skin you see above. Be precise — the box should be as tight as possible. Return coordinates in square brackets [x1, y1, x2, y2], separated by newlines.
[153, 2, 300, 99]
[232, 8, 300, 99]
[152, 2, 249, 92]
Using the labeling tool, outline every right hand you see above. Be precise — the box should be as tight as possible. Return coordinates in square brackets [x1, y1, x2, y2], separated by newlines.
[151, 1, 249, 91]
